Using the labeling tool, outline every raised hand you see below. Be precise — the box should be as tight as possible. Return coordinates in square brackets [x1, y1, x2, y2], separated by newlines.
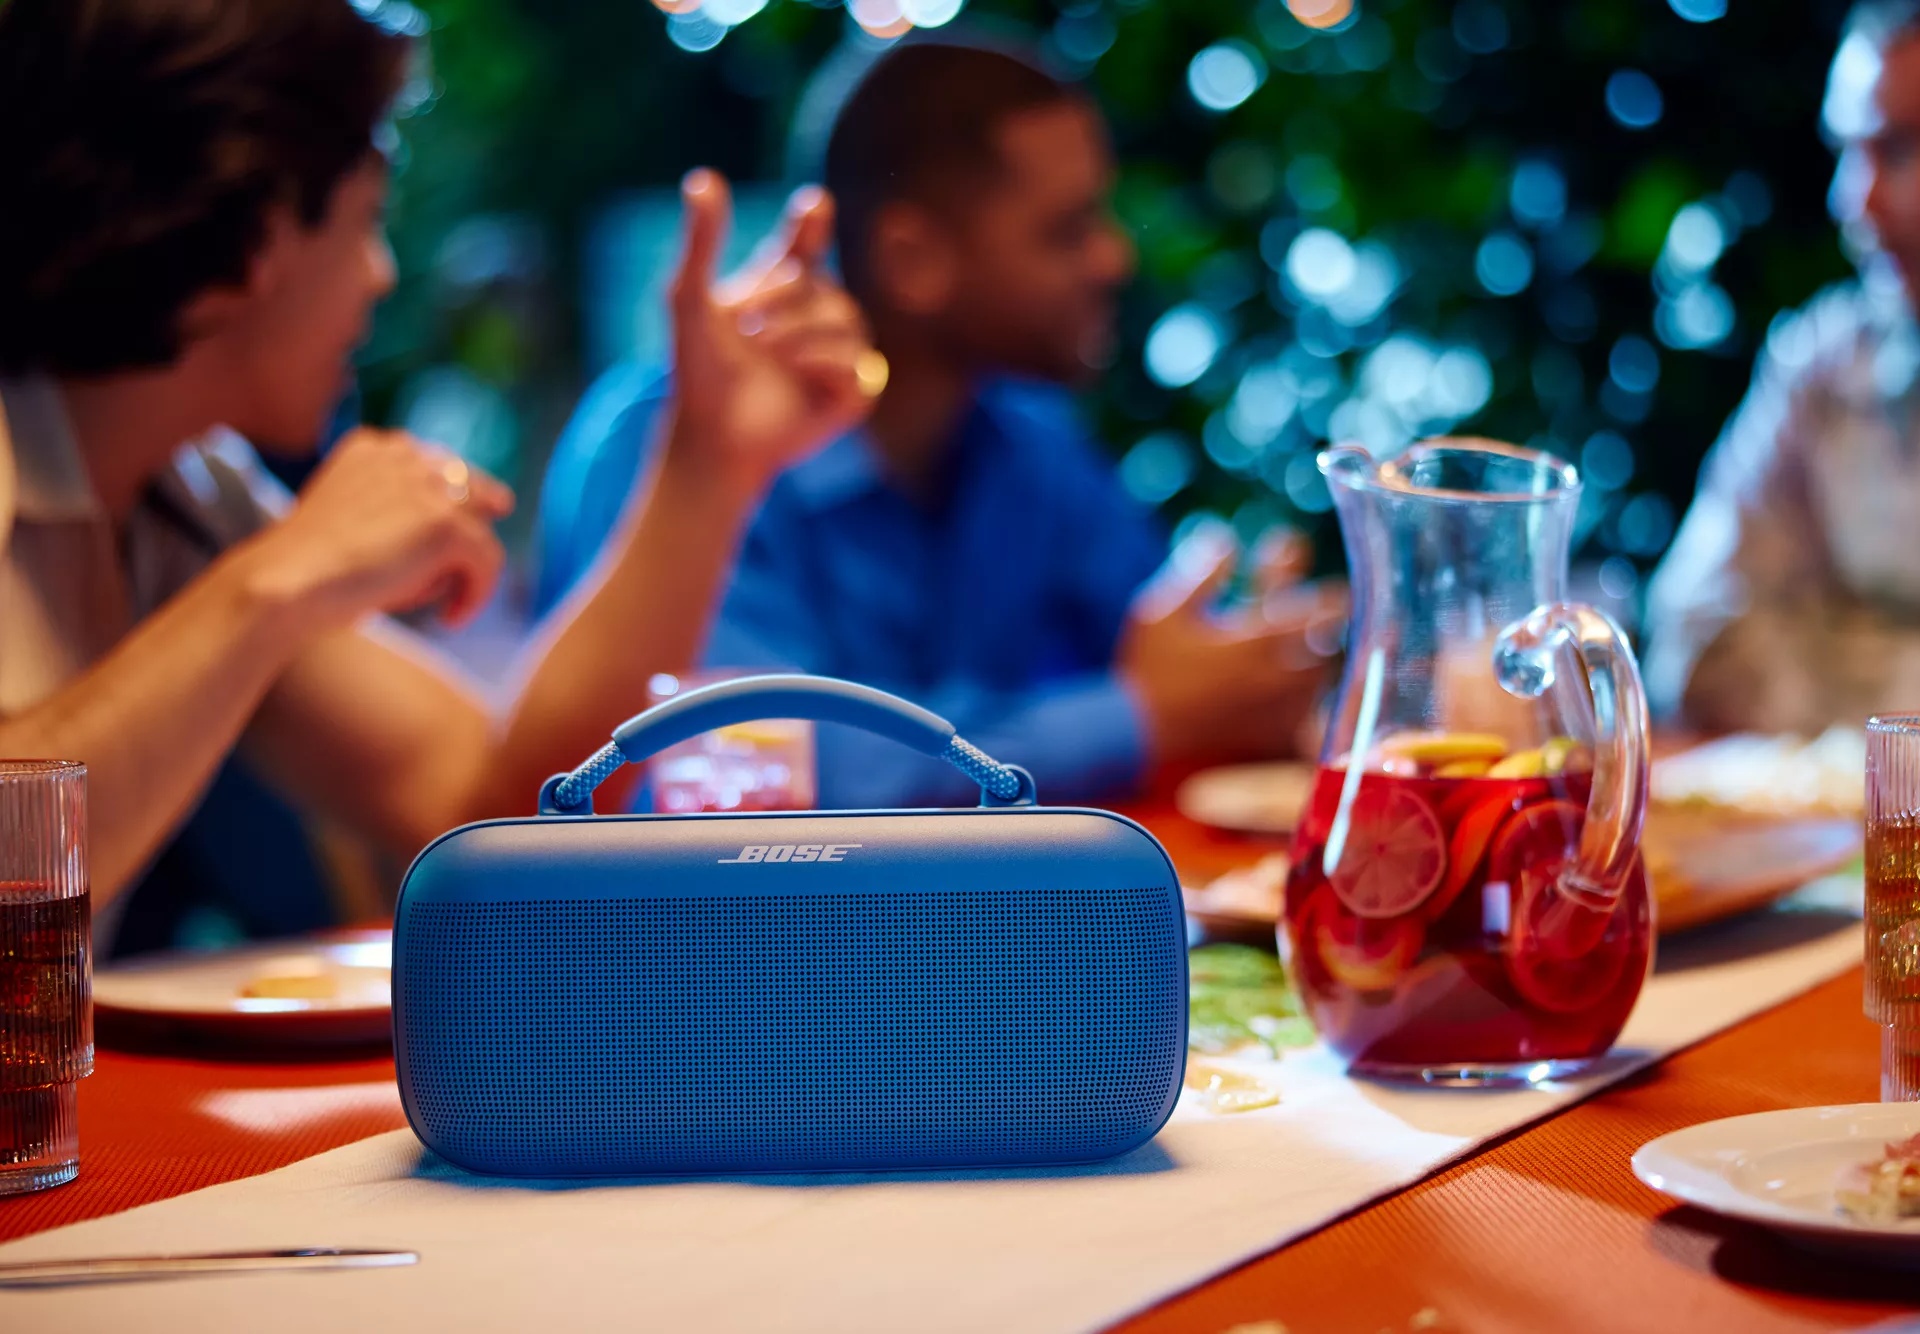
[666, 169, 880, 491]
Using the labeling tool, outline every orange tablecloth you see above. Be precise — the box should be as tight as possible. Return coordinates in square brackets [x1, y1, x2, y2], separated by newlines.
[1, 801, 1909, 1333]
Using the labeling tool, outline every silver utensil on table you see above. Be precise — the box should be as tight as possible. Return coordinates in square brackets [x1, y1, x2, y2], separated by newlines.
[0, 1247, 418, 1288]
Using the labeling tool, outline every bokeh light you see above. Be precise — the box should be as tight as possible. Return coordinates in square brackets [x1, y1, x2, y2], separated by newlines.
[1668, 0, 1727, 21]
[1286, 0, 1355, 32]
[1452, 0, 1510, 55]
[1605, 70, 1664, 130]
[1121, 433, 1197, 505]
[703, 0, 768, 24]
[1189, 41, 1268, 113]
[1475, 231, 1534, 296]
[1283, 452, 1334, 513]
[1598, 555, 1640, 602]
[1144, 304, 1226, 389]
[1285, 228, 1358, 303]
[1614, 493, 1676, 557]
[1430, 346, 1494, 421]
[1205, 410, 1260, 474]
[1052, 10, 1116, 65]
[1510, 161, 1567, 229]
[1664, 202, 1728, 272]
[1581, 431, 1635, 491]
[1608, 335, 1662, 395]
[1722, 171, 1774, 228]
[900, 0, 966, 28]
[1657, 282, 1736, 350]
[1329, 242, 1400, 325]
[849, 0, 912, 39]
[666, 9, 727, 51]
[1227, 360, 1300, 449]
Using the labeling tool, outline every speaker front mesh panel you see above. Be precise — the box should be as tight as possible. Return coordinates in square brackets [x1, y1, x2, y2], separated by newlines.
[399, 887, 1183, 1175]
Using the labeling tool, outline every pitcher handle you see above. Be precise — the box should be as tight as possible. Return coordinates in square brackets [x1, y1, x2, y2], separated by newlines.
[1492, 603, 1650, 910]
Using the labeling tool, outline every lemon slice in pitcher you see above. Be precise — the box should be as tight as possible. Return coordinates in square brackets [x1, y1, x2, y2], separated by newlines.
[1378, 731, 1510, 767]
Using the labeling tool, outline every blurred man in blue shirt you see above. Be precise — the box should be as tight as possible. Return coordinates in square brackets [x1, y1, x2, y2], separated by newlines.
[537, 38, 1334, 808]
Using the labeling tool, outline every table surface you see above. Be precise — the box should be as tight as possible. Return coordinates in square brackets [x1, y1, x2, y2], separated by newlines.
[2, 797, 1908, 1334]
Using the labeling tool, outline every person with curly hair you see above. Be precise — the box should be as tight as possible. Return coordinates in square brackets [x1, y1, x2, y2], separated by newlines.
[0, 0, 877, 947]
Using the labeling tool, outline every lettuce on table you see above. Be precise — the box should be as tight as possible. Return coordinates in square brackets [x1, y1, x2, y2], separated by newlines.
[1188, 944, 1316, 1056]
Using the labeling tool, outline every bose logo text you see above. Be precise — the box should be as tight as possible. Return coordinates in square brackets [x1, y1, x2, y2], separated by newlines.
[718, 844, 863, 865]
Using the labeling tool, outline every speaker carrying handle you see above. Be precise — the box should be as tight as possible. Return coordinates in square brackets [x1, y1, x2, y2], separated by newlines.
[538, 674, 1039, 816]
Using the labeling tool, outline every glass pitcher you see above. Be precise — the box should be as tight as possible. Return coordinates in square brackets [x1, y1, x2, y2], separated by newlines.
[1280, 438, 1652, 1086]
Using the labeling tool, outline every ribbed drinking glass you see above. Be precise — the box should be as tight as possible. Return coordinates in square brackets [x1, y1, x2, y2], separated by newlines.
[1866, 718, 1920, 1101]
[0, 761, 90, 1195]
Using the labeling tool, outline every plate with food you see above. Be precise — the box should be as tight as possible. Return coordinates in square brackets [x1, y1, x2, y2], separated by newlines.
[1647, 729, 1864, 932]
[1634, 1104, 1920, 1269]
[92, 931, 392, 1049]
[1174, 763, 1317, 837]
[1642, 806, 1861, 933]
[1652, 727, 1865, 819]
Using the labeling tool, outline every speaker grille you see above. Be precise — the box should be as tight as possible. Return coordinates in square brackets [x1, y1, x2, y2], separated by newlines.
[399, 887, 1184, 1175]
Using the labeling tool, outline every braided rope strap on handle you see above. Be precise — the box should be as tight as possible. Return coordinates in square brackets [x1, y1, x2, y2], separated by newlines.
[539, 674, 1037, 816]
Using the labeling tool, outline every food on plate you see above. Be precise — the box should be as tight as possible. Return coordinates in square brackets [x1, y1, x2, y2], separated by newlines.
[1652, 728, 1865, 819]
[1834, 1133, 1920, 1221]
[240, 962, 340, 1001]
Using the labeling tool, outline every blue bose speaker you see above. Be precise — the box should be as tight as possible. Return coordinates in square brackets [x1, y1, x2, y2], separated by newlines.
[392, 675, 1188, 1177]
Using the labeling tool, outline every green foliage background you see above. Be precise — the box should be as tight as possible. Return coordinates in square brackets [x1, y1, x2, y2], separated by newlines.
[365, 0, 1859, 595]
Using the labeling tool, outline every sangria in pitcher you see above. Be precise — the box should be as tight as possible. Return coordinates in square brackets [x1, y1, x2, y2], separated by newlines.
[1282, 440, 1653, 1086]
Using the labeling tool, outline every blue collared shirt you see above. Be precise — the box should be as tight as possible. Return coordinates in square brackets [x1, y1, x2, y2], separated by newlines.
[535, 368, 1166, 808]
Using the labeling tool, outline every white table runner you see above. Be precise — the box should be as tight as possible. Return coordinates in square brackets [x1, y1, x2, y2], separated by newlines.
[0, 890, 1867, 1334]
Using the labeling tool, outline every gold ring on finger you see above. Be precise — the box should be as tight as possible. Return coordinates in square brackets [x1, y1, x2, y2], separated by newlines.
[440, 458, 472, 507]
[855, 349, 891, 399]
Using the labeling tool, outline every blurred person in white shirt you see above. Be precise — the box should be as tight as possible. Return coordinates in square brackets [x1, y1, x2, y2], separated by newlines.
[1646, 0, 1920, 733]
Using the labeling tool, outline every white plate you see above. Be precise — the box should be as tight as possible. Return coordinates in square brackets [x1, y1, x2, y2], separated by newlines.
[93, 932, 392, 1049]
[1174, 762, 1316, 836]
[1633, 1103, 1920, 1270]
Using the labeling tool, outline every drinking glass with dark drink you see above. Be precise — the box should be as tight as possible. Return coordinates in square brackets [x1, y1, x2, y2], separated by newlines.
[0, 761, 90, 1195]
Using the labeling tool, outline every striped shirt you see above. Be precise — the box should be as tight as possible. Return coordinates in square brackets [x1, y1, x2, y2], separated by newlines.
[1646, 279, 1920, 732]
[0, 375, 293, 949]
[0, 375, 288, 716]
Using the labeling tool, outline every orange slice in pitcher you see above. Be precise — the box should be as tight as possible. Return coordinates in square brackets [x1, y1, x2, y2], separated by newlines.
[1312, 897, 1424, 991]
[1487, 798, 1584, 887]
[1425, 792, 1514, 921]
[1326, 784, 1446, 918]
[1488, 798, 1632, 1014]
[1506, 863, 1633, 1015]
